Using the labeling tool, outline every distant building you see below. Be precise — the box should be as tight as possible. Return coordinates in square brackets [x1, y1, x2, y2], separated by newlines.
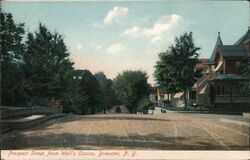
[149, 87, 173, 108]
[189, 59, 209, 107]
[173, 92, 184, 108]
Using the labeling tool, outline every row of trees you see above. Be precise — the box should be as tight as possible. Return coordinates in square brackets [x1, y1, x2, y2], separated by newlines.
[0, 10, 151, 114]
[0, 10, 116, 114]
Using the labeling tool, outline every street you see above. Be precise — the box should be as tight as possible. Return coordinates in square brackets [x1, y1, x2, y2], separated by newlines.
[1, 113, 249, 150]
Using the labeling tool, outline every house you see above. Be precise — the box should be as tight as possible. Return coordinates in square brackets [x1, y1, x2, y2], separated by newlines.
[149, 87, 158, 106]
[189, 59, 209, 107]
[149, 86, 173, 108]
[206, 29, 250, 110]
[156, 89, 172, 108]
[173, 92, 184, 108]
[187, 29, 249, 110]
[187, 33, 224, 108]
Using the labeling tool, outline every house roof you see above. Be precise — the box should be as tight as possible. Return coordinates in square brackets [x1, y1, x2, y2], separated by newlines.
[209, 32, 223, 63]
[174, 92, 183, 99]
[195, 59, 208, 71]
[210, 74, 246, 81]
[199, 85, 207, 94]
[218, 45, 248, 57]
[234, 27, 250, 45]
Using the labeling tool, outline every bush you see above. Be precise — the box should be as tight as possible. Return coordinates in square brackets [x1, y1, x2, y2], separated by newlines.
[137, 97, 151, 112]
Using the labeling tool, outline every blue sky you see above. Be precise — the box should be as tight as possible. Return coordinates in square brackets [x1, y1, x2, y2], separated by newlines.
[2, 1, 249, 84]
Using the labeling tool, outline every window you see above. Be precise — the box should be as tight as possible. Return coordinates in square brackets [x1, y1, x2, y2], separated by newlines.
[227, 61, 241, 68]
[221, 86, 225, 94]
[217, 86, 220, 95]
[189, 91, 196, 100]
[235, 61, 241, 67]
[227, 61, 235, 68]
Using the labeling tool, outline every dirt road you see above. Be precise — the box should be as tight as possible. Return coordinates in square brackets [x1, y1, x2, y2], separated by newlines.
[1, 113, 249, 150]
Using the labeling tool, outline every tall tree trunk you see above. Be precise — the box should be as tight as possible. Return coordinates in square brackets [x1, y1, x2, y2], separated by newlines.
[230, 82, 233, 108]
[184, 90, 187, 110]
[129, 106, 134, 114]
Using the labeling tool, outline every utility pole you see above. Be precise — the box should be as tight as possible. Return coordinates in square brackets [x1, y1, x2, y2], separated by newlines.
[73, 76, 82, 114]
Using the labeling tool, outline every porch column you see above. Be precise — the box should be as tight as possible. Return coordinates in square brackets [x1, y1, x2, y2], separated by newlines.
[196, 88, 199, 105]
[230, 81, 233, 107]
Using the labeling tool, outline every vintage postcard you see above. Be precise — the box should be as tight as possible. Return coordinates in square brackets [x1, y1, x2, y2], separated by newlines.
[0, 0, 249, 160]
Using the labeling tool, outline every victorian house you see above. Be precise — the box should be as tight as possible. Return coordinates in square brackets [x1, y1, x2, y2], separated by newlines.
[190, 28, 250, 110]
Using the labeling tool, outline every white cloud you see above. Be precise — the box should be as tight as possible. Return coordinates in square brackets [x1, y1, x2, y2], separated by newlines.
[76, 44, 83, 50]
[96, 45, 102, 50]
[143, 14, 181, 37]
[151, 36, 162, 44]
[121, 14, 182, 42]
[121, 26, 140, 37]
[143, 24, 171, 37]
[157, 14, 181, 24]
[104, 7, 128, 25]
[106, 43, 125, 55]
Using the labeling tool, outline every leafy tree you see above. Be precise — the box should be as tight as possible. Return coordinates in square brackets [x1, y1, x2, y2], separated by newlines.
[95, 72, 118, 113]
[113, 70, 150, 113]
[73, 69, 102, 114]
[0, 10, 25, 106]
[154, 32, 201, 109]
[137, 96, 151, 113]
[23, 23, 74, 106]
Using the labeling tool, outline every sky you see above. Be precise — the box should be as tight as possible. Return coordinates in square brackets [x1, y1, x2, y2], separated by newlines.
[2, 1, 249, 84]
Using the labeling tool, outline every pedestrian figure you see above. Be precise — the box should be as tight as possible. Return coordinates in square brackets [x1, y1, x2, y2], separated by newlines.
[116, 106, 121, 113]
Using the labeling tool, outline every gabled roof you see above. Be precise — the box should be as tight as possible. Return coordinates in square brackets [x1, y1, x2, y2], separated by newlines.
[195, 59, 208, 71]
[218, 45, 248, 57]
[234, 27, 250, 45]
[209, 32, 223, 63]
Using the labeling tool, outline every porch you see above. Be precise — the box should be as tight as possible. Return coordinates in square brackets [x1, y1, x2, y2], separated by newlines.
[215, 95, 250, 103]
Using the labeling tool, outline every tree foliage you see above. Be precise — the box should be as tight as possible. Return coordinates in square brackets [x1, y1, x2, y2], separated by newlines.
[154, 32, 201, 108]
[95, 72, 118, 113]
[137, 96, 151, 113]
[0, 10, 116, 115]
[0, 11, 119, 116]
[23, 23, 74, 106]
[113, 70, 150, 113]
[0, 10, 25, 105]
[72, 70, 102, 114]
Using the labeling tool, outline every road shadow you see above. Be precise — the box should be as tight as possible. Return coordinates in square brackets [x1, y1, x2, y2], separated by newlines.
[1, 131, 248, 150]
[19, 114, 170, 130]
[81, 116, 170, 122]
